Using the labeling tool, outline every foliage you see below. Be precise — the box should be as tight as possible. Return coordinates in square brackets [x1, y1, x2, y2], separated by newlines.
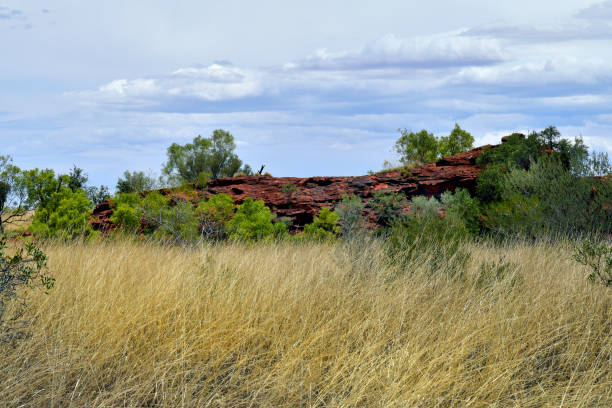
[440, 188, 481, 235]
[302, 208, 340, 241]
[475, 165, 506, 203]
[21, 168, 66, 210]
[29, 188, 96, 240]
[395, 129, 439, 165]
[0, 237, 54, 343]
[573, 239, 612, 287]
[476, 132, 541, 171]
[280, 182, 298, 197]
[162, 129, 249, 184]
[86, 185, 110, 206]
[116, 170, 158, 194]
[368, 191, 407, 227]
[334, 194, 366, 238]
[0, 156, 29, 233]
[195, 193, 235, 240]
[110, 193, 143, 231]
[67, 165, 109, 206]
[438, 124, 475, 157]
[504, 158, 612, 235]
[226, 197, 277, 241]
[394, 125, 474, 166]
[482, 194, 545, 237]
[140, 193, 199, 244]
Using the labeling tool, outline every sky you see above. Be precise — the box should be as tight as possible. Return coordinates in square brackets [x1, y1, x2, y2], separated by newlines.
[2, 0, 612, 189]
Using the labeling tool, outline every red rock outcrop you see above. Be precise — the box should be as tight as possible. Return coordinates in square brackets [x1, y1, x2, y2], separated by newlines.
[90, 144, 492, 233]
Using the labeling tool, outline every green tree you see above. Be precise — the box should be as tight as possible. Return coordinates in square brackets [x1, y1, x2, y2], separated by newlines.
[439, 124, 475, 157]
[29, 188, 96, 239]
[162, 130, 247, 184]
[395, 129, 439, 165]
[0, 156, 29, 233]
[68, 165, 109, 205]
[116, 170, 158, 193]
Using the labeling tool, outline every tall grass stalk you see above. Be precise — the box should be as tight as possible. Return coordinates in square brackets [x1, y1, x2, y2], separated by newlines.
[0, 238, 610, 407]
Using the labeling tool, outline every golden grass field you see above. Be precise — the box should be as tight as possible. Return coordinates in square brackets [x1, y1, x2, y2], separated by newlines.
[0, 238, 611, 407]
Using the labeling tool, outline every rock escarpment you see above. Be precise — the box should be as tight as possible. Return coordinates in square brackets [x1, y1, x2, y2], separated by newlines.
[91, 144, 492, 233]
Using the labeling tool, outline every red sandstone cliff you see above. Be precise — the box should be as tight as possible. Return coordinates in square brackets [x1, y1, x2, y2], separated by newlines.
[91, 144, 492, 233]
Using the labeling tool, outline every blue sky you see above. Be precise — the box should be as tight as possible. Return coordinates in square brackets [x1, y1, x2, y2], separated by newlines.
[2, 1, 612, 189]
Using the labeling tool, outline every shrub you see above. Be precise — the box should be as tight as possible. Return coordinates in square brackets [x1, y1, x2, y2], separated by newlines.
[302, 208, 340, 241]
[334, 195, 366, 238]
[29, 188, 96, 240]
[0, 237, 54, 343]
[504, 158, 612, 235]
[482, 194, 545, 238]
[141, 192, 199, 244]
[369, 192, 407, 227]
[195, 193, 235, 240]
[440, 188, 481, 235]
[226, 197, 276, 241]
[573, 239, 612, 287]
[110, 193, 143, 231]
[475, 165, 506, 204]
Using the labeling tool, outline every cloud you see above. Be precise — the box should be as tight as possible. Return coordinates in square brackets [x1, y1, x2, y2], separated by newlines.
[575, 1, 612, 20]
[286, 33, 505, 70]
[73, 63, 266, 107]
[0, 6, 24, 20]
[462, 22, 612, 42]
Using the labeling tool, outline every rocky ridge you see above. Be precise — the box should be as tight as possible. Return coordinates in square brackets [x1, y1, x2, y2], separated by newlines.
[91, 144, 493, 233]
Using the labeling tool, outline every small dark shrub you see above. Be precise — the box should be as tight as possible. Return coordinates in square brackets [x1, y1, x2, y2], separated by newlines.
[335, 194, 366, 238]
[369, 192, 407, 227]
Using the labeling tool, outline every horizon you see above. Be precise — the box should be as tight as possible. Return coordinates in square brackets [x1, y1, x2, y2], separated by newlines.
[2, 1, 612, 189]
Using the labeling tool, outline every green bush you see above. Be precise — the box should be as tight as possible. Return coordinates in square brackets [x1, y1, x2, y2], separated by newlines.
[110, 193, 143, 231]
[141, 192, 199, 244]
[475, 165, 506, 204]
[301, 208, 340, 241]
[29, 188, 96, 240]
[440, 188, 481, 235]
[335, 194, 365, 238]
[0, 237, 54, 343]
[195, 193, 235, 240]
[482, 194, 545, 238]
[226, 197, 277, 241]
[503, 158, 612, 235]
[368, 192, 407, 227]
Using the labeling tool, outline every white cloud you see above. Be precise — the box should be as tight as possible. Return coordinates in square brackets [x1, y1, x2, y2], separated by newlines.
[289, 33, 504, 70]
[575, 1, 612, 20]
[77, 63, 265, 106]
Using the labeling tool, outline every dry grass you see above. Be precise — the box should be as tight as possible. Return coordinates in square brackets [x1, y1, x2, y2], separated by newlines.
[0, 238, 610, 407]
[3, 209, 34, 232]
